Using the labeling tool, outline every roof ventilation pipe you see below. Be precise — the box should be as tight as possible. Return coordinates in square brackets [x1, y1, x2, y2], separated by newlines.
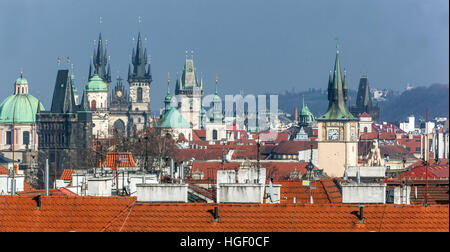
[213, 206, 219, 222]
[359, 205, 365, 223]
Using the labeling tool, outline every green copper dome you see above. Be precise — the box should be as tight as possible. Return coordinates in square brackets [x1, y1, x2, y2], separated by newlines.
[156, 106, 191, 128]
[86, 74, 107, 92]
[0, 94, 44, 124]
[15, 76, 28, 85]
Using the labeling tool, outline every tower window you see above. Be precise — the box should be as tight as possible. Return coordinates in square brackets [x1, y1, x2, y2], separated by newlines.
[91, 100, 97, 110]
[212, 130, 218, 140]
[137, 87, 143, 102]
[23, 131, 30, 145]
[6, 131, 12, 145]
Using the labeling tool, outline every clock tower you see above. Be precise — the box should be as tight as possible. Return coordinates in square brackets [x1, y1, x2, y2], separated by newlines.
[317, 45, 358, 177]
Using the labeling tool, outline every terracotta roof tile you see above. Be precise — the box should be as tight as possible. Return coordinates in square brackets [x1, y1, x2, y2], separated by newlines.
[0, 196, 447, 232]
[60, 169, 75, 180]
[104, 152, 137, 169]
[271, 141, 317, 154]
[191, 161, 311, 181]
[0, 164, 8, 175]
[396, 164, 449, 180]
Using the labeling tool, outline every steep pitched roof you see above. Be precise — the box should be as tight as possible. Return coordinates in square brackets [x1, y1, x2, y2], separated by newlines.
[50, 69, 77, 113]
[104, 152, 137, 169]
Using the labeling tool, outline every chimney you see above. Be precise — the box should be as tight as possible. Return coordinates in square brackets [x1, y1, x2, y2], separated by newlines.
[11, 178, 16, 195]
[213, 206, 219, 222]
[359, 205, 365, 223]
[34, 195, 42, 210]
[170, 158, 174, 179]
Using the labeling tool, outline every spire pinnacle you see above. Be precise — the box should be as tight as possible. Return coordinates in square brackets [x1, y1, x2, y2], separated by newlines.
[167, 72, 171, 93]
[215, 73, 219, 95]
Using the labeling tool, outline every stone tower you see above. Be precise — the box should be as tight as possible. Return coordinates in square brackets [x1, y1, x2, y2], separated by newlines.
[175, 53, 203, 130]
[127, 32, 152, 131]
[316, 45, 359, 177]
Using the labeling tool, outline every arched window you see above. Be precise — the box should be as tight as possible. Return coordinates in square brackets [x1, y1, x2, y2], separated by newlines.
[364, 127, 368, 133]
[212, 129, 218, 140]
[91, 100, 97, 110]
[137, 87, 143, 102]
[113, 119, 126, 136]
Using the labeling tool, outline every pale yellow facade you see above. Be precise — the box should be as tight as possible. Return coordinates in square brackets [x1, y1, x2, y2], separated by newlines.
[317, 120, 358, 177]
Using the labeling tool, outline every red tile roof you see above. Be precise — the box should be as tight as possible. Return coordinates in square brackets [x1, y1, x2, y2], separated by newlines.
[257, 131, 290, 143]
[276, 178, 341, 204]
[0, 164, 8, 175]
[0, 196, 447, 232]
[360, 132, 378, 140]
[385, 179, 449, 205]
[358, 112, 371, 118]
[271, 141, 317, 154]
[174, 148, 223, 162]
[396, 164, 449, 180]
[104, 152, 137, 169]
[190, 161, 311, 181]
[60, 169, 74, 180]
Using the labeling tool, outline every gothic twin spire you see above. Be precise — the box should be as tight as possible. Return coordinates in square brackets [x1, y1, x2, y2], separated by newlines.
[128, 32, 151, 80]
[89, 33, 111, 83]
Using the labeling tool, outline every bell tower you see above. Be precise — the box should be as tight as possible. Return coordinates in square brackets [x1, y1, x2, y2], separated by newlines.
[127, 32, 152, 130]
[317, 44, 359, 177]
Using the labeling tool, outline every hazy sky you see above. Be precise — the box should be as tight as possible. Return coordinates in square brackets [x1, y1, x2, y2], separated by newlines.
[0, 0, 448, 113]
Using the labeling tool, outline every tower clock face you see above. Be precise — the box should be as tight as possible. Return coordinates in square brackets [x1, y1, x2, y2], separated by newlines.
[328, 129, 339, 141]
[116, 90, 123, 97]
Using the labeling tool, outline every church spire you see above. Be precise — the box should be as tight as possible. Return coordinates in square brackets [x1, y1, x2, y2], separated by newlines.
[317, 43, 356, 121]
[129, 32, 151, 80]
[164, 72, 172, 112]
[92, 32, 109, 82]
